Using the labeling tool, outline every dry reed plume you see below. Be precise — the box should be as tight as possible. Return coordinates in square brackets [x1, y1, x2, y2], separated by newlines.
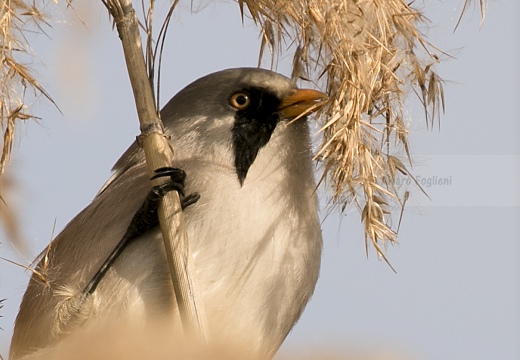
[241, 0, 484, 266]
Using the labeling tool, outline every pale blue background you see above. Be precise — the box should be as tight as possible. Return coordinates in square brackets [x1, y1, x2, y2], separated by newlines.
[1, 1, 519, 359]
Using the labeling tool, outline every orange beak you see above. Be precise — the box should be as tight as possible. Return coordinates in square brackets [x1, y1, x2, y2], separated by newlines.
[278, 89, 327, 120]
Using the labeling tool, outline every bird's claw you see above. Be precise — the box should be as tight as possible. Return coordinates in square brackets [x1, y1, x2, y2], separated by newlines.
[150, 167, 199, 210]
[180, 193, 201, 210]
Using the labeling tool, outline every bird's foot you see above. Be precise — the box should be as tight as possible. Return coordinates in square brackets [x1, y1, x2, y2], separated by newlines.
[127, 167, 200, 239]
[150, 167, 201, 210]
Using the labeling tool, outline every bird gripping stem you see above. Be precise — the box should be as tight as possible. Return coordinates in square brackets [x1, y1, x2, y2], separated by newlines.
[102, 0, 209, 342]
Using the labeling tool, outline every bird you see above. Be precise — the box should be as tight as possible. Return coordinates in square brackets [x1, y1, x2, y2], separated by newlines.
[10, 68, 325, 360]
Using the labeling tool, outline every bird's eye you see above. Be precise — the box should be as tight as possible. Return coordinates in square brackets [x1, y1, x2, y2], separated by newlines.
[229, 92, 251, 110]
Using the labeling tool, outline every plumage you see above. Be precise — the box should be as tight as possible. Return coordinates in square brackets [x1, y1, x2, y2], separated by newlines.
[10, 68, 323, 359]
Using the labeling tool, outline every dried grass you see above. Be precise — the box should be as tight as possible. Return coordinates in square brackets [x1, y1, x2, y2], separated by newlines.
[240, 0, 485, 266]
[9, 315, 411, 359]
[0, 0, 56, 176]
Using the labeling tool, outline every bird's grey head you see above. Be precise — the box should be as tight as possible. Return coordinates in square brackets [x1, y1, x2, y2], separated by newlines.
[161, 68, 325, 185]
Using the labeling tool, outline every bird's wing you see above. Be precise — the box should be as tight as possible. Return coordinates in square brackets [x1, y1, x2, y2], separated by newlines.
[10, 160, 150, 359]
